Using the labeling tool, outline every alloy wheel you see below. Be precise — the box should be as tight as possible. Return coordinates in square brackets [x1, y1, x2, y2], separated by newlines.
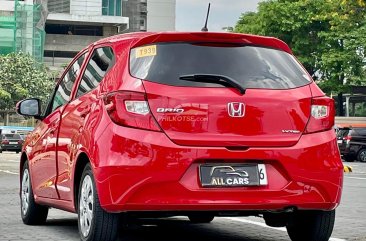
[359, 150, 366, 162]
[21, 169, 30, 216]
[79, 175, 94, 238]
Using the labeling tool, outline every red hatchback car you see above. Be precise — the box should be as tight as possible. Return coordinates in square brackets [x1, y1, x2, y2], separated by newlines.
[17, 32, 343, 241]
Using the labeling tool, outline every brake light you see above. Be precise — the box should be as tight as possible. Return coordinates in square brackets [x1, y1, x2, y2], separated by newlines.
[18, 140, 23, 145]
[304, 97, 335, 134]
[104, 91, 161, 131]
[1, 140, 9, 145]
[343, 135, 352, 144]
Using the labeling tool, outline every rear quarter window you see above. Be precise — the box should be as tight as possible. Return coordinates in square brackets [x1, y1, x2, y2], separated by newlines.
[76, 46, 115, 98]
[130, 43, 311, 90]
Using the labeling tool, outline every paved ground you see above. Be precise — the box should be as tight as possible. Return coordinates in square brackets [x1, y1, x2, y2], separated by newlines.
[0, 152, 365, 241]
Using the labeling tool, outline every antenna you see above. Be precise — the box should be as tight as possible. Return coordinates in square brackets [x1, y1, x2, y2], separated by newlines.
[201, 3, 211, 32]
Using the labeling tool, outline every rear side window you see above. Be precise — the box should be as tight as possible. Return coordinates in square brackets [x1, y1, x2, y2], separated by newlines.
[337, 129, 350, 138]
[130, 43, 311, 90]
[52, 53, 87, 112]
[76, 47, 115, 98]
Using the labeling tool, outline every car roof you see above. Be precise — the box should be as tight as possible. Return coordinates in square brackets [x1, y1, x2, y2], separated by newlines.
[93, 32, 292, 54]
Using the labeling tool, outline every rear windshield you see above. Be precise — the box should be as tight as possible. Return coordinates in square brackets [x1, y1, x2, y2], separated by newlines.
[130, 43, 311, 89]
[337, 129, 350, 138]
[2, 134, 21, 140]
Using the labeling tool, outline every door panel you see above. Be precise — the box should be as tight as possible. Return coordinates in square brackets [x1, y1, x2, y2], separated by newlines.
[30, 51, 87, 200]
[29, 109, 62, 199]
[56, 97, 90, 200]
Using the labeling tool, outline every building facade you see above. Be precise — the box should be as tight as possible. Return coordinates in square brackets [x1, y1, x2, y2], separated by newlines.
[0, 0, 46, 62]
[147, 0, 175, 31]
[1, 0, 176, 69]
[45, 0, 176, 70]
[44, 0, 129, 70]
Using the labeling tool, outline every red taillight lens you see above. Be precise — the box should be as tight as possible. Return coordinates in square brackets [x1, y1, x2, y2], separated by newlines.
[304, 97, 335, 134]
[1, 140, 9, 145]
[104, 91, 161, 132]
[18, 140, 23, 145]
[343, 135, 352, 144]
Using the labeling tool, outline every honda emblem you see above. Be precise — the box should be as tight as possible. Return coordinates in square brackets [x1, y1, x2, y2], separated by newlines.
[228, 102, 245, 117]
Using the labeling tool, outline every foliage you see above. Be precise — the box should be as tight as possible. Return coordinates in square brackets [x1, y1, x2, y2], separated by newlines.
[0, 52, 54, 110]
[234, 0, 366, 94]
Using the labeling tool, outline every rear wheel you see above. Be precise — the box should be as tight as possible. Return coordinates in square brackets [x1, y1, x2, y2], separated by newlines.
[78, 164, 119, 241]
[343, 155, 354, 162]
[188, 214, 215, 223]
[357, 149, 366, 162]
[286, 210, 335, 241]
[21, 161, 49, 225]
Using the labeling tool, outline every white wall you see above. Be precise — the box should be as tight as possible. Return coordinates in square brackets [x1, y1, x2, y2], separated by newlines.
[147, 0, 176, 31]
[0, 1, 15, 11]
[70, 0, 102, 16]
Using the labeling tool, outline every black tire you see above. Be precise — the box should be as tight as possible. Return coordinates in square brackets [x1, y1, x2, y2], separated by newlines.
[343, 155, 354, 162]
[78, 163, 119, 241]
[20, 161, 49, 225]
[188, 214, 215, 223]
[357, 149, 366, 162]
[286, 210, 335, 241]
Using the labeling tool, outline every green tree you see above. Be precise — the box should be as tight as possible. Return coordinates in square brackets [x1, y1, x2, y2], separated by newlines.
[0, 52, 54, 110]
[234, 0, 366, 94]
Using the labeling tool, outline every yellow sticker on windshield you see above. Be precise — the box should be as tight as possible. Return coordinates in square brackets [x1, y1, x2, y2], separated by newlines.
[135, 45, 157, 58]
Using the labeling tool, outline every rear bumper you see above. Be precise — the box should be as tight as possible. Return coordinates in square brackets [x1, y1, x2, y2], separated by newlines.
[339, 144, 358, 158]
[0, 144, 21, 151]
[94, 126, 343, 213]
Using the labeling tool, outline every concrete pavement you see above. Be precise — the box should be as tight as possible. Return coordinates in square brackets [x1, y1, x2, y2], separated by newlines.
[0, 152, 365, 241]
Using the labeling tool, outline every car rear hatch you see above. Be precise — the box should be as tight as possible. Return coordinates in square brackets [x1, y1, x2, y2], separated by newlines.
[129, 41, 314, 147]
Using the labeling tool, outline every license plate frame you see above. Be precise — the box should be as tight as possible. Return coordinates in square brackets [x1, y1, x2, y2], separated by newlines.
[199, 163, 268, 187]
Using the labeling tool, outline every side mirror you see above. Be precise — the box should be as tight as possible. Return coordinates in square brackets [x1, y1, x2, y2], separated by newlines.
[16, 98, 41, 118]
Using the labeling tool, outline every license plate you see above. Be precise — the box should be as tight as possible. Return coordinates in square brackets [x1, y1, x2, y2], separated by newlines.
[337, 140, 343, 144]
[199, 164, 268, 187]
[9, 142, 17, 145]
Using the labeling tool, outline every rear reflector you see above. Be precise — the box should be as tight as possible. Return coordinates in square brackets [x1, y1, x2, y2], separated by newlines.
[305, 97, 335, 134]
[104, 91, 161, 131]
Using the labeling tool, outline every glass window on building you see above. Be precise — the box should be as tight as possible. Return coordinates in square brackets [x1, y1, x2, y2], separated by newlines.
[102, 0, 122, 16]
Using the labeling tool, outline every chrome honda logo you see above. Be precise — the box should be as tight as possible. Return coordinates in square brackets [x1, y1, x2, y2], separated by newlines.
[228, 102, 245, 117]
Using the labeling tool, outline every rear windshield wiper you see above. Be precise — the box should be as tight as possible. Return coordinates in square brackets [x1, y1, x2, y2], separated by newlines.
[179, 74, 246, 94]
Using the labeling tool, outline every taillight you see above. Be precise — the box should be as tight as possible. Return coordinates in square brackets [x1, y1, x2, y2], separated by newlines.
[1, 140, 9, 145]
[18, 140, 23, 145]
[304, 97, 335, 134]
[104, 91, 161, 131]
[343, 135, 352, 144]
